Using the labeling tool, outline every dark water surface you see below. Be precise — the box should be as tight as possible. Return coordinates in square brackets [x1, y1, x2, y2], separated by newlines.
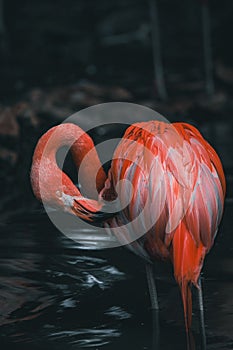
[0, 183, 232, 350]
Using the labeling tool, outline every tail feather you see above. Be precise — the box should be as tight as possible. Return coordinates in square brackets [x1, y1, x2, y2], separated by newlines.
[172, 221, 206, 330]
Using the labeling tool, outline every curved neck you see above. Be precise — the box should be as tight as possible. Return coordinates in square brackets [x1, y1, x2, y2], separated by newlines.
[31, 123, 107, 202]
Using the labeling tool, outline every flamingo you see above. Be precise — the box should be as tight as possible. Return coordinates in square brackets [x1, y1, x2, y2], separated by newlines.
[31, 120, 225, 346]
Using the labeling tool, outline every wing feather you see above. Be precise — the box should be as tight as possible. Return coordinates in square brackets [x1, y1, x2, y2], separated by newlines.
[108, 121, 225, 257]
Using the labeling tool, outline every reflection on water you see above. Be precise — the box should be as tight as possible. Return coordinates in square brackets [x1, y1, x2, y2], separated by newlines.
[0, 192, 233, 349]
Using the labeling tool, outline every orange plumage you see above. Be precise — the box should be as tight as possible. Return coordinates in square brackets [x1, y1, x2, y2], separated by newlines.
[31, 120, 226, 332]
[108, 121, 225, 330]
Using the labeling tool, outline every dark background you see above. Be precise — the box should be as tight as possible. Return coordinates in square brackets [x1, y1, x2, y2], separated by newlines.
[0, 0, 233, 202]
[1, 0, 233, 98]
[0, 1, 233, 349]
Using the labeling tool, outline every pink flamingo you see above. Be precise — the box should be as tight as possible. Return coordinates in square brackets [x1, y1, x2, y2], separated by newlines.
[31, 121, 225, 347]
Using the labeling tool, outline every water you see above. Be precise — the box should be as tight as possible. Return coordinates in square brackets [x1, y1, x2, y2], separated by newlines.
[0, 188, 232, 350]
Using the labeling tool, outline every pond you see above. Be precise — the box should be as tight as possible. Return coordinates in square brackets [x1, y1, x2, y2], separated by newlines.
[0, 185, 232, 350]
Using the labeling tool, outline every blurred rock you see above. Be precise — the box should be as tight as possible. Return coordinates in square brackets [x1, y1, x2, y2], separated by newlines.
[0, 103, 39, 139]
[27, 88, 73, 119]
[196, 91, 228, 112]
[0, 107, 19, 136]
[108, 86, 133, 100]
[26, 81, 133, 119]
[0, 102, 39, 179]
[0, 147, 17, 165]
[13, 102, 39, 127]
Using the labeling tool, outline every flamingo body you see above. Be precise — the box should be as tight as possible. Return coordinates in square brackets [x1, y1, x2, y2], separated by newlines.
[31, 120, 225, 331]
[102, 121, 225, 329]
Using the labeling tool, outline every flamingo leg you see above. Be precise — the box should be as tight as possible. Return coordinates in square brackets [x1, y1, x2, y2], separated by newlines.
[146, 263, 160, 348]
[146, 263, 159, 310]
[152, 310, 160, 349]
[197, 277, 207, 350]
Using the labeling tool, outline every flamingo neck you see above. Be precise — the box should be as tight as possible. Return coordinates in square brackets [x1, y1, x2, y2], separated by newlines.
[31, 123, 107, 203]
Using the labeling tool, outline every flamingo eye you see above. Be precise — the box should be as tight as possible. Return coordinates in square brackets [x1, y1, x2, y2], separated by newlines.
[56, 190, 62, 198]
